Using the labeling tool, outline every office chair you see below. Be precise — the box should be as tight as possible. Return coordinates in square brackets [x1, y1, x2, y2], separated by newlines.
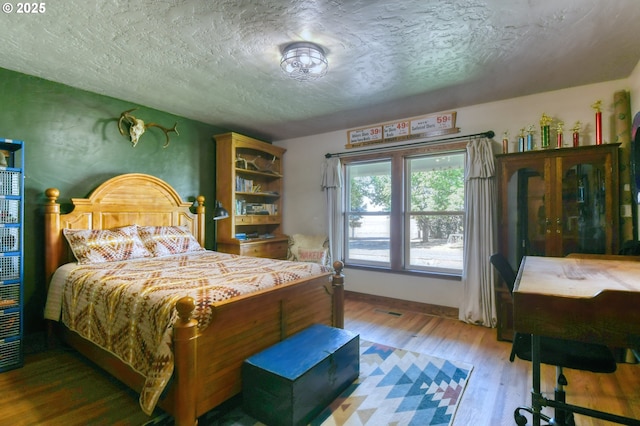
[490, 253, 617, 426]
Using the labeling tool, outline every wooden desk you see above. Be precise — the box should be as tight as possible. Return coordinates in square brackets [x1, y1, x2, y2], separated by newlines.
[513, 256, 640, 425]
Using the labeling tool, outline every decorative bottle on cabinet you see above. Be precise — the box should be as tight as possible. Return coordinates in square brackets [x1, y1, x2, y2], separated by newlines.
[494, 143, 620, 341]
[0, 138, 24, 372]
[214, 132, 289, 259]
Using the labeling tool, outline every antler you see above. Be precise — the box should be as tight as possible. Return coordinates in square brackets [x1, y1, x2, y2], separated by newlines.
[118, 108, 138, 137]
[117, 108, 178, 148]
[146, 122, 179, 148]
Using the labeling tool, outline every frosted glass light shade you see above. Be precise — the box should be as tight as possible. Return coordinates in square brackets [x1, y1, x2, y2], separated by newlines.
[280, 42, 328, 81]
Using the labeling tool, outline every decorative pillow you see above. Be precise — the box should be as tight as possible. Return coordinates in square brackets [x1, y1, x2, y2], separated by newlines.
[297, 247, 328, 265]
[287, 233, 330, 266]
[63, 225, 152, 265]
[137, 225, 204, 257]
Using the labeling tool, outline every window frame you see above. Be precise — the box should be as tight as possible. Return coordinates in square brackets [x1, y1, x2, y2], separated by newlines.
[340, 141, 468, 278]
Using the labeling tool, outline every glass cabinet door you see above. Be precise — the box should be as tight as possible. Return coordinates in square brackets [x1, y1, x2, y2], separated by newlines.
[559, 157, 609, 256]
[501, 161, 549, 269]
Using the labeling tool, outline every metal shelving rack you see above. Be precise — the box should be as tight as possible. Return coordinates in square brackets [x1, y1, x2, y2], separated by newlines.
[0, 138, 24, 372]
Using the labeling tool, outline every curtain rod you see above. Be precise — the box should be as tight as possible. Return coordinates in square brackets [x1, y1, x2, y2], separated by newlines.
[324, 130, 495, 158]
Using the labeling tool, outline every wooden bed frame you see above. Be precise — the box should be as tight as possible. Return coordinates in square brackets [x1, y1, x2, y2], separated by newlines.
[43, 173, 345, 426]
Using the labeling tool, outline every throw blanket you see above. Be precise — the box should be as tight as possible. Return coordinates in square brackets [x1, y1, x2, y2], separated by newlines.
[44, 251, 330, 414]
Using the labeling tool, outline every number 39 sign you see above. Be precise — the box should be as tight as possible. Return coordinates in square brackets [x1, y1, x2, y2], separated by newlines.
[346, 111, 458, 148]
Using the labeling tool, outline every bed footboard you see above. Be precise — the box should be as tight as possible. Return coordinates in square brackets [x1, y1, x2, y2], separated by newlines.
[169, 261, 344, 426]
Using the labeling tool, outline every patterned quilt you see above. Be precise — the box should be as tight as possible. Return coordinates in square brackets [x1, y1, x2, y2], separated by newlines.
[47, 251, 330, 414]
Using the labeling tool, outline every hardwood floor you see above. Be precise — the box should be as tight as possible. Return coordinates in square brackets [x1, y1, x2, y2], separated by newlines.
[345, 294, 640, 425]
[2, 293, 639, 425]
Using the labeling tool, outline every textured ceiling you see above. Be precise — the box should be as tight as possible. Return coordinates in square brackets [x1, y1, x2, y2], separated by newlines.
[1, 0, 640, 141]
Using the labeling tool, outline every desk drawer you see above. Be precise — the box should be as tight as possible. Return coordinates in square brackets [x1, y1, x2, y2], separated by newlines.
[235, 215, 281, 225]
[239, 239, 288, 259]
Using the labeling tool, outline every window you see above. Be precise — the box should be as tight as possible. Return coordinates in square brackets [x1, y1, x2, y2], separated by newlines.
[345, 160, 392, 266]
[343, 146, 466, 276]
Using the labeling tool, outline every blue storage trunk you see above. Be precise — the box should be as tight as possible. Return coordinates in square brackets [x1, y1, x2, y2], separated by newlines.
[242, 324, 359, 426]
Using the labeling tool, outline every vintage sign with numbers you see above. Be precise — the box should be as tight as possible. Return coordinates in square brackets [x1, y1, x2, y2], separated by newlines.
[346, 112, 459, 149]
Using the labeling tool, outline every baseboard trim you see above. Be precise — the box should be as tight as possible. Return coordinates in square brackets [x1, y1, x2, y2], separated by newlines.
[345, 291, 459, 320]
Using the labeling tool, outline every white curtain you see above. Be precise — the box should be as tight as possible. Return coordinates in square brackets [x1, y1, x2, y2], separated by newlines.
[321, 157, 343, 264]
[459, 138, 497, 327]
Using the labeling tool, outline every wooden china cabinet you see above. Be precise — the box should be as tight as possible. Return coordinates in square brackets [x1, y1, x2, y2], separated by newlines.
[214, 132, 289, 259]
[495, 143, 620, 341]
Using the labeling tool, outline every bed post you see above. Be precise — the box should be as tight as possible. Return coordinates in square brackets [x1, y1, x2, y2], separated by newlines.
[332, 261, 345, 329]
[173, 296, 198, 426]
[43, 188, 62, 347]
[44, 188, 62, 288]
[194, 195, 206, 248]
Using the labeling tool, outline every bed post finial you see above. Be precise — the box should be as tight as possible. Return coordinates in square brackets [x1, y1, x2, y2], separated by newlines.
[45, 187, 60, 203]
[175, 296, 196, 323]
[332, 260, 344, 277]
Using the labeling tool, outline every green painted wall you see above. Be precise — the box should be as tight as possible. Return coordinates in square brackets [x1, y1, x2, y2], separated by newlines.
[0, 67, 226, 334]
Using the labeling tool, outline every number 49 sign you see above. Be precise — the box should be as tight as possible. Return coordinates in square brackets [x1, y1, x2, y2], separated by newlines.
[346, 111, 458, 149]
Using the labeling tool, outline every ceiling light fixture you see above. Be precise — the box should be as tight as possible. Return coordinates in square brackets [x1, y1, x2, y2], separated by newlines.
[280, 42, 328, 81]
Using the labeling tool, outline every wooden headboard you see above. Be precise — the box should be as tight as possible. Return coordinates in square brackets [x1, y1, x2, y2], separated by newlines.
[43, 173, 206, 285]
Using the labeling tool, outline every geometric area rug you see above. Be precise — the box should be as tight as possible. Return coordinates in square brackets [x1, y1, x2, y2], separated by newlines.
[312, 340, 473, 426]
[145, 340, 473, 426]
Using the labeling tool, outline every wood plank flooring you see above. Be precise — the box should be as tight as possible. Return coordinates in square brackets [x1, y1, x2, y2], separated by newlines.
[1, 293, 638, 425]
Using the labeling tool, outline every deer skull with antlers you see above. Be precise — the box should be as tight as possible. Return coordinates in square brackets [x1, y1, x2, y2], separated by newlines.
[118, 108, 178, 148]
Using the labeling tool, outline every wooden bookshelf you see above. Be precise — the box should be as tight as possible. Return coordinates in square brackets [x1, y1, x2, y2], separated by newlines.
[214, 132, 288, 259]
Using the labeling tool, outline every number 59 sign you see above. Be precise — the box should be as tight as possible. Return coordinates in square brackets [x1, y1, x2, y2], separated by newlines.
[347, 111, 458, 148]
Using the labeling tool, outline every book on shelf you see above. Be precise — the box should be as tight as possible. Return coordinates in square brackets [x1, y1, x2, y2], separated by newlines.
[235, 232, 275, 241]
[235, 176, 254, 192]
[235, 200, 277, 215]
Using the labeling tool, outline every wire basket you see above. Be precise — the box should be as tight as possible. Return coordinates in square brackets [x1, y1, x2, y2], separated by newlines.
[0, 227, 19, 252]
[0, 339, 20, 369]
[0, 171, 20, 196]
[0, 283, 19, 310]
[0, 256, 20, 281]
[0, 311, 19, 339]
[0, 199, 19, 224]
